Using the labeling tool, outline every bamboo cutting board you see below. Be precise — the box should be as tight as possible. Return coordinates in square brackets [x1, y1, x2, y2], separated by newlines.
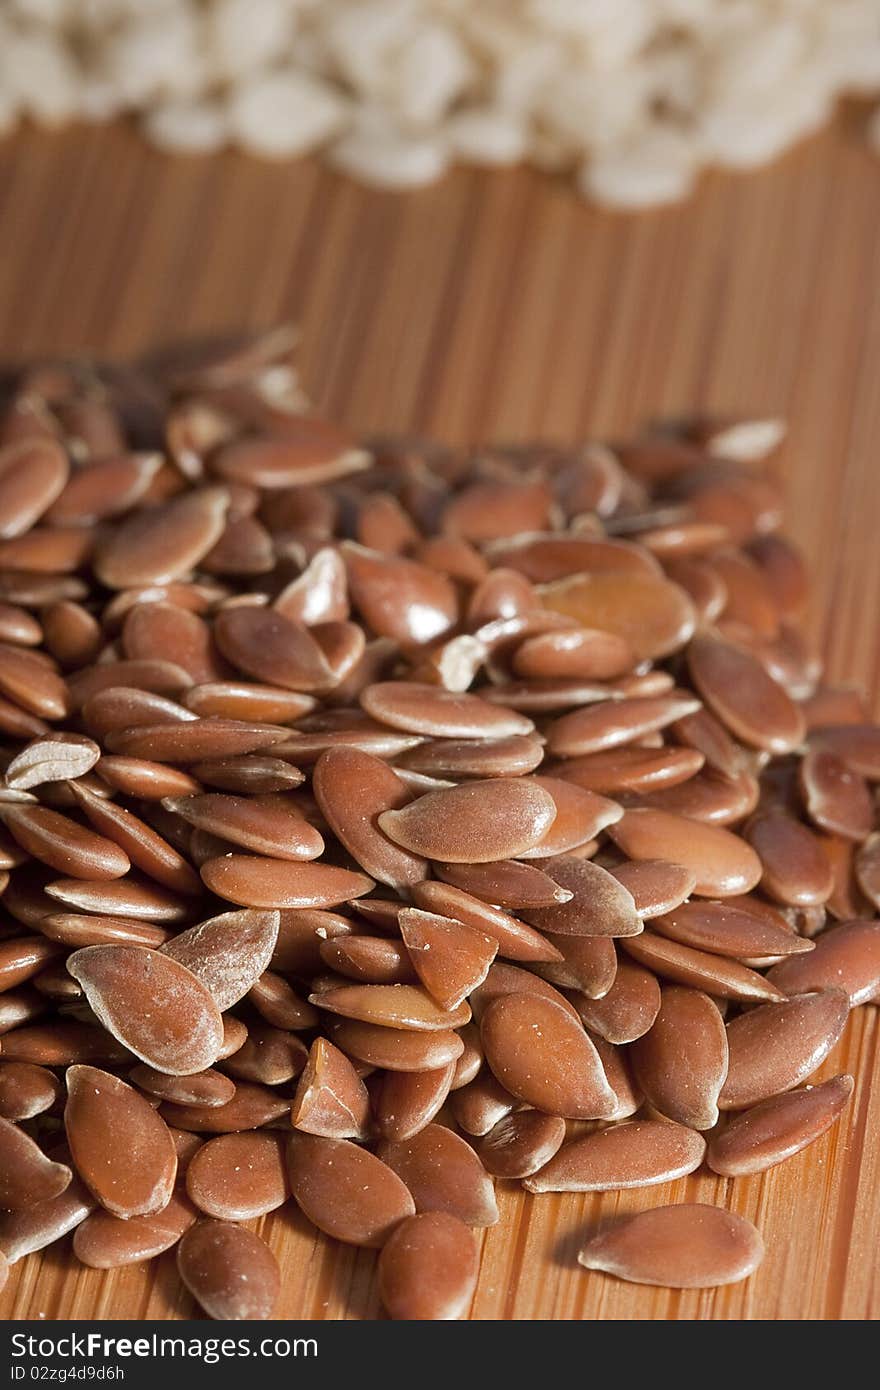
[0, 119, 878, 1322]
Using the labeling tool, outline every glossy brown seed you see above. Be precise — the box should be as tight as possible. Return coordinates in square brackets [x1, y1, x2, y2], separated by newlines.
[554, 745, 705, 797]
[190, 754, 305, 794]
[411, 880, 562, 962]
[94, 488, 228, 589]
[525, 1120, 706, 1193]
[536, 932, 618, 998]
[223, 1024, 308, 1086]
[128, 1064, 235, 1108]
[623, 931, 786, 1003]
[67, 945, 224, 1075]
[73, 1188, 197, 1269]
[185, 1132, 288, 1220]
[630, 987, 729, 1129]
[311, 983, 470, 1032]
[312, 747, 426, 889]
[177, 1220, 280, 1320]
[707, 1073, 854, 1176]
[82, 686, 196, 738]
[481, 993, 616, 1120]
[288, 1132, 415, 1247]
[767, 920, 880, 1006]
[470, 961, 581, 1023]
[396, 733, 544, 780]
[435, 859, 573, 909]
[688, 634, 805, 753]
[578, 1204, 764, 1287]
[609, 809, 762, 897]
[48, 452, 163, 526]
[746, 812, 834, 907]
[0, 807, 127, 885]
[248, 970, 318, 1030]
[327, 1018, 464, 1073]
[720, 989, 850, 1110]
[449, 1070, 519, 1136]
[512, 627, 634, 681]
[0, 1167, 95, 1263]
[320, 935, 413, 984]
[274, 547, 349, 625]
[799, 749, 873, 841]
[290, 1037, 370, 1139]
[0, 645, 70, 721]
[608, 860, 698, 919]
[0, 1021, 129, 1065]
[378, 1212, 478, 1321]
[378, 1123, 498, 1227]
[0, 1117, 72, 1208]
[361, 682, 533, 739]
[64, 1065, 176, 1217]
[40, 914, 171, 949]
[0, 1061, 62, 1120]
[342, 542, 457, 646]
[0, 937, 62, 992]
[399, 908, 497, 1011]
[379, 778, 556, 863]
[201, 855, 373, 910]
[184, 681, 315, 724]
[160, 1082, 290, 1133]
[122, 603, 225, 685]
[574, 959, 661, 1043]
[474, 1112, 566, 1180]
[546, 695, 700, 760]
[4, 734, 100, 790]
[524, 858, 641, 938]
[213, 606, 333, 693]
[68, 781, 202, 896]
[639, 766, 760, 827]
[0, 438, 69, 538]
[494, 533, 658, 581]
[520, 777, 622, 858]
[164, 792, 322, 862]
[807, 725, 880, 779]
[652, 901, 812, 959]
[96, 756, 202, 800]
[45, 876, 191, 922]
[107, 718, 289, 763]
[540, 571, 695, 661]
[373, 1064, 457, 1142]
[213, 419, 368, 487]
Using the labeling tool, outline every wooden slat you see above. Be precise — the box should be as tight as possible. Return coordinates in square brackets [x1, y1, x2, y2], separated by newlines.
[0, 120, 878, 1322]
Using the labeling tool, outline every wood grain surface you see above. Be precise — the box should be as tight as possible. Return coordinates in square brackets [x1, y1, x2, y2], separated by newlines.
[0, 118, 879, 1322]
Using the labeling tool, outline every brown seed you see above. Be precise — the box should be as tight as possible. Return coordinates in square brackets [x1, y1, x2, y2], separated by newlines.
[525, 1120, 706, 1193]
[64, 1065, 177, 1217]
[160, 1082, 290, 1133]
[40, 914, 171, 949]
[312, 746, 426, 889]
[0, 602, 42, 647]
[767, 920, 880, 1006]
[378, 1123, 498, 1227]
[373, 1063, 457, 1142]
[184, 680, 315, 723]
[639, 765, 760, 827]
[122, 603, 225, 685]
[411, 880, 562, 962]
[396, 733, 544, 780]
[274, 547, 349, 625]
[607, 860, 698, 919]
[45, 875, 191, 921]
[512, 627, 634, 681]
[190, 754, 305, 794]
[807, 724, 880, 779]
[630, 987, 729, 1129]
[524, 857, 641, 938]
[95, 488, 229, 589]
[652, 900, 812, 959]
[546, 694, 700, 759]
[320, 935, 413, 984]
[248, 970, 318, 1030]
[435, 859, 573, 909]
[520, 777, 622, 858]
[0, 1061, 62, 1120]
[623, 931, 786, 1003]
[540, 571, 695, 661]
[342, 542, 457, 646]
[536, 932, 618, 998]
[4, 734, 100, 791]
[799, 749, 873, 841]
[0, 1116, 72, 1208]
[326, 1018, 464, 1073]
[0, 644, 70, 720]
[0, 1165, 95, 1263]
[0, 439, 69, 538]
[0, 937, 63, 992]
[177, 1220, 280, 1320]
[67, 945, 224, 1075]
[474, 1111, 566, 1179]
[378, 1211, 478, 1321]
[573, 959, 661, 1043]
[379, 778, 556, 863]
[164, 792, 323, 862]
[311, 982, 470, 1032]
[471, 961, 581, 1023]
[578, 1204, 764, 1287]
[213, 605, 334, 693]
[449, 1070, 519, 1136]
[720, 989, 850, 1109]
[47, 452, 163, 526]
[73, 1188, 197, 1269]
[82, 686, 196, 739]
[107, 718, 289, 763]
[494, 534, 659, 582]
[213, 419, 368, 487]
[185, 1131, 289, 1220]
[707, 1073, 854, 1176]
[201, 855, 373, 910]
[68, 781, 202, 896]
[0, 1021, 129, 1065]
[746, 812, 834, 907]
[688, 634, 806, 753]
[96, 756, 202, 800]
[554, 745, 705, 796]
[288, 1132, 415, 1246]
[361, 681, 533, 739]
[481, 992, 616, 1119]
[609, 808, 762, 897]
[855, 834, 880, 908]
[399, 907, 497, 1010]
[223, 1024, 308, 1086]
[0, 810, 129, 896]
[290, 1037, 370, 1139]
